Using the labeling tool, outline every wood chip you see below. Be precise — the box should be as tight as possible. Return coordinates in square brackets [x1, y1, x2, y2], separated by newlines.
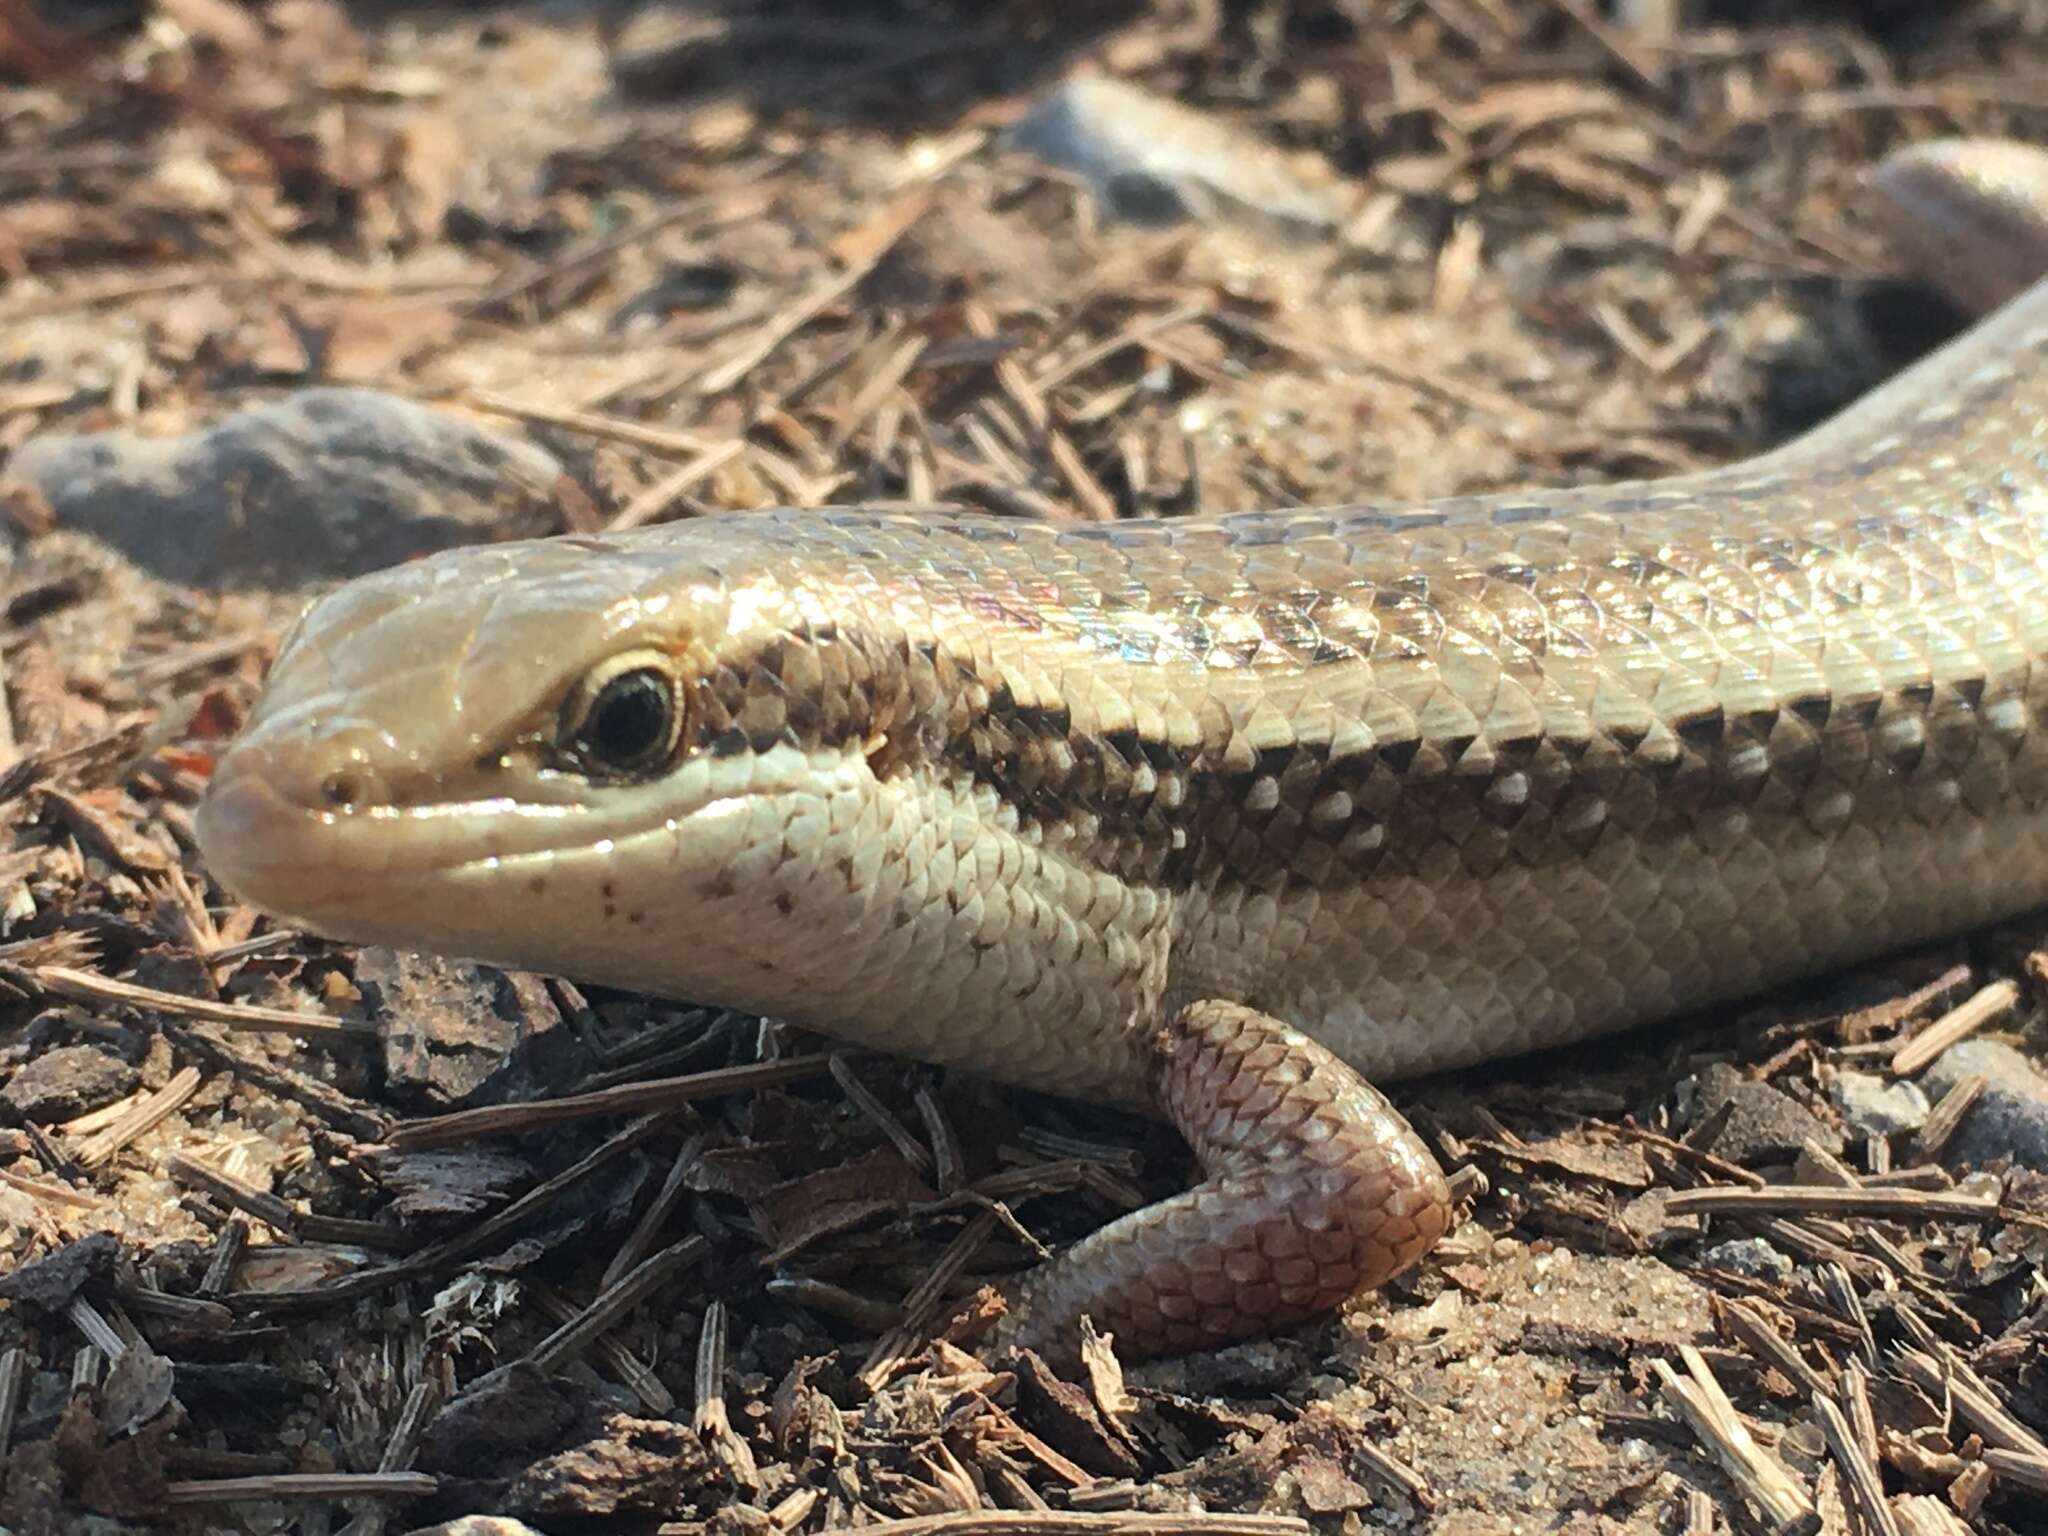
[31, 964, 376, 1042]
[0, 1346, 24, 1459]
[522, 1236, 704, 1376]
[823, 1513, 1311, 1535]
[1664, 1186, 1998, 1222]
[603, 438, 748, 531]
[70, 1065, 201, 1169]
[1892, 1347, 2048, 1462]
[1981, 1446, 2048, 1494]
[1812, 1392, 1900, 1536]
[1892, 1494, 1972, 1536]
[1891, 980, 2018, 1077]
[466, 391, 719, 457]
[166, 1151, 298, 1236]
[1717, 1298, 1831, 1400]
[1653, 1346, 1817, 1536]
[696, 186, 934, 397]
[386, 1054, 832, 1151]
[860, 1206, 1000, 1389]
[162, 1472, 437, 1504]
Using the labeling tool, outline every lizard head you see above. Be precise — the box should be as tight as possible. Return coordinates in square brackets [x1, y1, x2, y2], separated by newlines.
[195, 520, 925, 1014]
[195, 508, 1182, 1101]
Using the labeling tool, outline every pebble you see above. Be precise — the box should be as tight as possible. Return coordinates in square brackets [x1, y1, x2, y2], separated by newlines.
[1006, 74, 1342, 236]
[1684, 1062, 1841, 1165]
[1923, 1039, 2048, 1171]
[8, 388, 574, 589]
[1829, 1070, 1931, 1138]
[0, 1185, 37, 1262]
[0, 1043, 136, 1123]
[1696, 1237, 1793, 1282]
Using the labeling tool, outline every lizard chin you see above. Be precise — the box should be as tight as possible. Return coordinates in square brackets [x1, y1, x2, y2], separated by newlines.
[193, 734, 871, 1010]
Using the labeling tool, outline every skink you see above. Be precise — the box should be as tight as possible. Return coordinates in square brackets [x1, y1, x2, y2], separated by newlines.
[196, 140, 2048, 1362]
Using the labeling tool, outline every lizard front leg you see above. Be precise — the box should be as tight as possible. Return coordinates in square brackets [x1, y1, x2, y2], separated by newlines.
[997, 1000, 1456, 1363]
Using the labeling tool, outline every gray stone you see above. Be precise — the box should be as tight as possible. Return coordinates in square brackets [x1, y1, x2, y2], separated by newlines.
[1830, 1071, 1931, 1138]
[359, 948, 555, 1112]
[0, 1184, 39, 1261]
[1922, 1039, 2048, 1171]
[8, 388, 574, 589]
[101, 1344, 176, 1437]
[417, 1361, 579, 1475]
[1697, 1237, 1793, 1281]
[1685, 1062, 1841, 1166]
[1006, 75, 1342, 236]
[1, 1043, 136, 1123]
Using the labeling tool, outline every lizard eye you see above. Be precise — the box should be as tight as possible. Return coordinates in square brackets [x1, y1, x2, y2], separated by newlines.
[561, 650, 684, 776]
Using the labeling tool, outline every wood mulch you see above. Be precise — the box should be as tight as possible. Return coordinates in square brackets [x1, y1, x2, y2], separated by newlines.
[1, 2, 2047, 1532]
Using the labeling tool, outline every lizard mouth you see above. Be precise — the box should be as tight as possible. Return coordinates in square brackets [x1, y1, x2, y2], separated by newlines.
[194, 732, 841, 945]
[194, 748, 578, 927]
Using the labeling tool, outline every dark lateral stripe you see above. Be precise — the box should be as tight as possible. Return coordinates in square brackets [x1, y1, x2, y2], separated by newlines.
[678, 600, 2031, 896]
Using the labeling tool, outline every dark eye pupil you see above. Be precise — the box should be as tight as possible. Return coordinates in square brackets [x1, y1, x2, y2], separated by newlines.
[580, 670, 673, 769]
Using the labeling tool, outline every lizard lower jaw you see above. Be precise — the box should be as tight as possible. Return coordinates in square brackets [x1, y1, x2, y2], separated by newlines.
[195, 761, 343, 915]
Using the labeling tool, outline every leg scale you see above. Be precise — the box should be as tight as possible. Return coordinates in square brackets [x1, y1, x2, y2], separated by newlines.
[1000, 1000, 1454, 1362]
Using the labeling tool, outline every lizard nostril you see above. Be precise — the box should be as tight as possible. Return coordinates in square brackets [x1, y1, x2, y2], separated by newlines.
[320, 771, 367, 809]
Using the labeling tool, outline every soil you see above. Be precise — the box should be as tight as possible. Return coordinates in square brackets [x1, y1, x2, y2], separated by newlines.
[2, 2, 2047, 1533]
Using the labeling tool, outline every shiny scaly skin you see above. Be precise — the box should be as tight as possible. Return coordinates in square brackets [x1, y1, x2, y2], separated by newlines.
[197, 142, 2048, 1358]
[201, 280, 2048, 1094]
[1872, 137, 2048, 313]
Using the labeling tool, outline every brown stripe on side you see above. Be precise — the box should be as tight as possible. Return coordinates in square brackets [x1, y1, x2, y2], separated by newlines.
[676, 584, 2045, 906]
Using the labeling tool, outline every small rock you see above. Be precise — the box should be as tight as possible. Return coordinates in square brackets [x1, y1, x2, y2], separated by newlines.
[418, 1362, 579, 1477]
[1923, 1039, 2048, 1171]
[359, 949, 557, 1111]
[0, 1184, 40, 1259]
[101, 1344, 176, 1436]
[1684, 1062, 1841, 1165]
[504, 1413, 726, 1519]
[1698, 1238, 1793, 1282]
[0, 1230, 119, 1311]
[1006, 74, 1342, 236]
[1617, 1188, 1701, 1248]
[8, 389, 578, 589]
[1830, 1071, 1931, 1138]
[1, 1043, 137, 1122]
